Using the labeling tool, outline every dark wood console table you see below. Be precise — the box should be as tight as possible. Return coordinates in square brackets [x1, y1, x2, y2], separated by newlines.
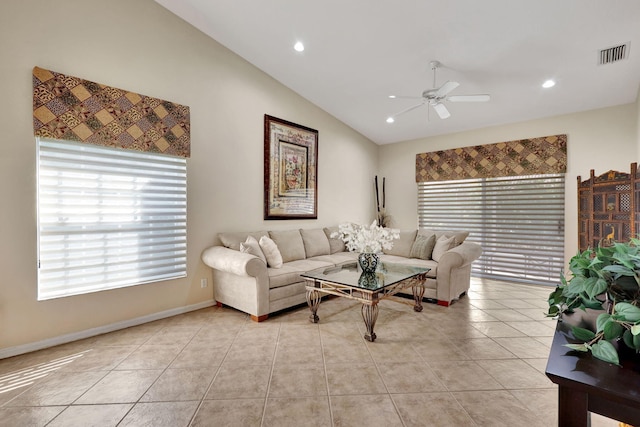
[545, 319, 640, 426]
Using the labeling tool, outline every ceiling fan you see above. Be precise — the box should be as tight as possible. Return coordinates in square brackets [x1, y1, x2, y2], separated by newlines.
[387, 61, 490, 122]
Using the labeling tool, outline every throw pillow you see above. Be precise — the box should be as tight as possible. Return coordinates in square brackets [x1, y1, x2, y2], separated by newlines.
[432, 235, 456, 262]
[409, 234, 436, 260]
[239, 235, 266, 264]
[324, 227, 346, 254]
[259, 236, 283, 268]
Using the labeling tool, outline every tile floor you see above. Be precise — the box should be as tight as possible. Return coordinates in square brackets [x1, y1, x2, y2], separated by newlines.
[0, 278, 622, 426]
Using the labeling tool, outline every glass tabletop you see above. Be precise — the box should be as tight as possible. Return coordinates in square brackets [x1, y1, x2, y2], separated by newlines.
[301, 262, 430, 291]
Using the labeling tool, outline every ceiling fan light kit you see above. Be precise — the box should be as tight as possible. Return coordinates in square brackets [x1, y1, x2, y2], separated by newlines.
[387, 60, 490, 122]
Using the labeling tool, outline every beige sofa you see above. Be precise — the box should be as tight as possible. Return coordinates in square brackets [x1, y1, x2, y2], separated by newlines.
[201, 227, 482, 321]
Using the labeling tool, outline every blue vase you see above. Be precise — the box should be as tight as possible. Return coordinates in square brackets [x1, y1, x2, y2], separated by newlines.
[358, 252, 379, 274]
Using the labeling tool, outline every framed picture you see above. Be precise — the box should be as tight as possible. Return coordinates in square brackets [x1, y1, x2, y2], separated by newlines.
[264, 115, 318, 219]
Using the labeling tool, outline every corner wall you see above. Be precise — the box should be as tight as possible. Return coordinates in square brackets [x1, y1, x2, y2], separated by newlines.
[0, 0, 377, 353]
[378, 104, 638, 270]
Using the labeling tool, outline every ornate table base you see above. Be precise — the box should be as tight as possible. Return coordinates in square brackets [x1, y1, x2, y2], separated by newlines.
[305, 273, 426, 342]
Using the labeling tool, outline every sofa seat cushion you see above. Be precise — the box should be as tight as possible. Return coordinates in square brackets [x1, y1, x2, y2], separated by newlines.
[267, 259, 334, 289]
[379, 255, 437, 278]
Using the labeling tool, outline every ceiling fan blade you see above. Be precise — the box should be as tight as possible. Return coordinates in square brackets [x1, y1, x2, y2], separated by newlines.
[389, 102, 426, 118]
[432, 102, 451, 119]
[434, 81, 460, 98]
[390, 95, 423, 100]
[447, 94, 491, 102]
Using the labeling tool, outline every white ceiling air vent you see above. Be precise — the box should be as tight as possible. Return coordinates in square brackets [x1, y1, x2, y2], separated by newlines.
[598, 42, 629, 65]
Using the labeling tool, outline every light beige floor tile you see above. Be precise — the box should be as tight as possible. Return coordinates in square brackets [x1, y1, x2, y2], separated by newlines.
[169, 344, 227, 368]
[6, 371, 107, 406]
[453, 338, 517, 359]
[523, 357, 549, 374]
[494, 298, 538, 308]
[506, 320, 556, 336]
[331, 394, 403, 427]
[365, 341, 423, 363]
[119, 401, 199, 427]
[481, 309, 535, 322]
[224, 341, 277, 365]
[322, 339, 373, 364]
[268, 363, 327, 397]
[470, 321, 526, 337]
[377, 362, 446, 393]
[392, 392, 476, 427]
[325, 363, 387, 395]
[469, 299, 508, 309]
[274, 342, 323, 365]
[477, 359, 553, 389]
[48, 403, 132, 427]
[428, 361, 503, 391]
[263, 397, 331, 427]
[0, 406, 65, 426]
[509, 388, 557, 426]
[205, 364, 271, 399]
[140, 368, 214, 402]
[452, 390, 547, 427]
[144, 326, 199, 346]
[57, 346, 137, 372]
[115, 345, 183, 370]
[75, 369, 162, 404]
[192, 399, 264, 427]
[412, 338, 471, 361]
[493, 337, 551, 358]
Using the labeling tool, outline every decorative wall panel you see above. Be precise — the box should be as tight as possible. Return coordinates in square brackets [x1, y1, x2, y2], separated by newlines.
[33, 67, 190, 157]
[415, 134, 566, 182]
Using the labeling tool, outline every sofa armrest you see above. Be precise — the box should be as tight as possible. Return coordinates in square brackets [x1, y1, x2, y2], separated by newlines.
[201, 246, 267, 277]
[438, 241, 482, 270]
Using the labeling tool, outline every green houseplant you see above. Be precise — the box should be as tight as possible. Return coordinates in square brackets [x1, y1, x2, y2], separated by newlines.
[548, 238, 640, 365]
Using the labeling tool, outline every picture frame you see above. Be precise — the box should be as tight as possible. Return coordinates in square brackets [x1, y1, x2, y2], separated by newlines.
[264, 115, 318, 219]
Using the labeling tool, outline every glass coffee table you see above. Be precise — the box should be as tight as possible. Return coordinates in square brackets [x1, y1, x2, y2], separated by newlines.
[301, 262, 430, 342]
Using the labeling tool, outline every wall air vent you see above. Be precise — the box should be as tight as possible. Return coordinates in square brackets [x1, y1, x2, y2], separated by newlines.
[598, 43, 629, 65]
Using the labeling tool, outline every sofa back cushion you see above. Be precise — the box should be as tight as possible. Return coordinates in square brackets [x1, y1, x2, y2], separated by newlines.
[269, 230, 306, 262]
[219, 231, 269, 251]
[240, 235, 267, 264]
[300, 228, 331, 258]
[324, 227, 346, 254]
[383, 230, 417, 257]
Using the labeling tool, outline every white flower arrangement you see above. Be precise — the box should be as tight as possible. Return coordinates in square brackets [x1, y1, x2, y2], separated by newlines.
[331, 221, 400, 253]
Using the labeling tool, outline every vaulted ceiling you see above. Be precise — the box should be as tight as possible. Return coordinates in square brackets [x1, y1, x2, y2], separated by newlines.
[155, 0, 640, 144]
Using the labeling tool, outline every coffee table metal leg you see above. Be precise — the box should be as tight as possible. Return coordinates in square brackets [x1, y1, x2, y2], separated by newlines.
[361, 303, 379, 342]
[412, 277, 425, 312]
[306, 289, 321, 323]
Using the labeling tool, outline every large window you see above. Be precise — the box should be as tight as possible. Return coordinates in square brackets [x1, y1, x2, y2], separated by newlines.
[37, 138, 187, 300]
[418, 174, 565, 286]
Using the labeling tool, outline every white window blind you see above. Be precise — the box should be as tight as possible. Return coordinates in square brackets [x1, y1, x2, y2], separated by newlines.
[418, 174, 565, 286]
[37, 138, 187, 300]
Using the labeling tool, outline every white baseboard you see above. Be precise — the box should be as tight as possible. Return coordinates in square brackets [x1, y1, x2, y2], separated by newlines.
[0, 300, 216, 360]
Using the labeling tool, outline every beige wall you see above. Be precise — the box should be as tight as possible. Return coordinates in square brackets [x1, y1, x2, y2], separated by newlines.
[0, 0, 377, 352]
[379, 104, 638, 268]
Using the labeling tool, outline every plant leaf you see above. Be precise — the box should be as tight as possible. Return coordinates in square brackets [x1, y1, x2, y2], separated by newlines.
[624, 329, 634, 348]
[631, 324, 640, 336]
[584, 277, 608, 300]
[564, 343, 589, 352]
[590, 341, 620, 365]
[615, 302, 640, 322]
[571, 326, 596, 341]
[603, 320, 624, 340]
[596, 313, 611, 333]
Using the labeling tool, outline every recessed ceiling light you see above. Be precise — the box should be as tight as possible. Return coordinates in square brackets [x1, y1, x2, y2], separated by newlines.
[542, 79, 556, 88]
[294, 41, 304, 52]
[386, 117, 395, 123]
[388, 95, 396, 99]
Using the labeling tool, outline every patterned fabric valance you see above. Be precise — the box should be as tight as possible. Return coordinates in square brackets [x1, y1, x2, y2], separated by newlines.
[33, 67, 190, 157]
[415, 134, 567, 182]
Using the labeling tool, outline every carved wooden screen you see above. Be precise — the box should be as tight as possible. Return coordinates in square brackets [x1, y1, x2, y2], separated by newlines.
[578, 163, 640, 251]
